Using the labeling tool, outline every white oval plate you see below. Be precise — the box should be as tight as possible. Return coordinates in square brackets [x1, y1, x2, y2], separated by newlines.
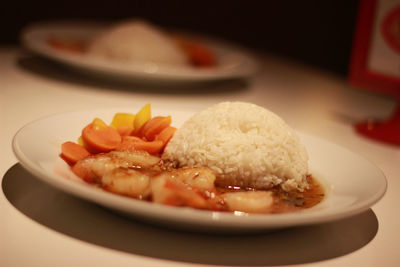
[20, 21, 258, 83]
[12, 106, 387, 232]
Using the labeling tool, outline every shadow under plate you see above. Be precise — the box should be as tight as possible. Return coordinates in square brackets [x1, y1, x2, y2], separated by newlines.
[2, 163, 379, 266]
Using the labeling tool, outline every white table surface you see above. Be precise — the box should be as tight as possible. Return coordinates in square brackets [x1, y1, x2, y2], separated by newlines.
[1, 46, 399, 267]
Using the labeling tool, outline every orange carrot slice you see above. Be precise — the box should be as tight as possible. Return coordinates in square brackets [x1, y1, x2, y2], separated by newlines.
[155, 126, 176, 144]
[133, 140, 164, 155]
[115, 136, 163, 154]
[115, 136, 164, 155]
[61, 141, 91, 164]
[138, 116, 171, 141]
[115, 136, 144, 151]
[82, 118, 121, 153]
[144, 116, 171, 141]
[137, 116, 163, 138]
[115, 125, 134, 137]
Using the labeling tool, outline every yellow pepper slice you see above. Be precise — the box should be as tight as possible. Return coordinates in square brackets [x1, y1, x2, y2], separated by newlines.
[134, 104, 151, 133]
[92, 118, 108, 131]
[110, 112, 136, 136]
[77, 136, 85, 146]
[110, 113, 135, 129]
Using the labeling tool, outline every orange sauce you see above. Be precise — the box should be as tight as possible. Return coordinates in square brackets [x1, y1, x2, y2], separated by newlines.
[216, 175, 325, 214]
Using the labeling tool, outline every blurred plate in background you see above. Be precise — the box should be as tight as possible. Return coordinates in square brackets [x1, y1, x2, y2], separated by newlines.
[20, 21, 258, 83]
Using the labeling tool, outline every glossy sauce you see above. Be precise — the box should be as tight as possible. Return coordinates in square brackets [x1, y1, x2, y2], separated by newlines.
[68, 149, 324, 214]
[217, 175, 325, 214]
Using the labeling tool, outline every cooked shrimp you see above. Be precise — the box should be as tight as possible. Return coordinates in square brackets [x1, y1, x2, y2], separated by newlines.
[102, 167, 151, 199]
[109, 150, 161, 169]
[72, 150, 226, 210]
[222, 191, 273, 213]
[163, 167, 216, 189]
[151, 176, 208, 208]
[151, 167, 225, 210]
[72, 150, 161, 183]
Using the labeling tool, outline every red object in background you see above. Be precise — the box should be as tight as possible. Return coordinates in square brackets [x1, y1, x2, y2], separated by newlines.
[381, 5, 400, 54]
[47, 36, 86, 53]
[355, 105, 400, 145]
[349, 0, 400, 146]
[173, 36, 217, 67]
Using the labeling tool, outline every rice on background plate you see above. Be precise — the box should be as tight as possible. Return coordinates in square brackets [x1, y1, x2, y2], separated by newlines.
[163, 102, 309, 192]
[87, 19, 188, 66]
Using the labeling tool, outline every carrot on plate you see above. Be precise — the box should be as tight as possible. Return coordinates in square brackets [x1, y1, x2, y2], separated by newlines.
[115, 136, 144, 151]
[138, 116, 171, 141]
[61, 141, 91, 164]
[155, 126, 176, 144]
[133, 140, 164, 155]
[82, 118, 121, 153]
[115, 125, 134, 137]
[116, 136, 164, 154]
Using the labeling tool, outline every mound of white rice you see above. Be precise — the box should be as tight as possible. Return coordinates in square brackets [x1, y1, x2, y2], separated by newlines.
[163, 102, 309, 192]
[87, 20, 188, 66]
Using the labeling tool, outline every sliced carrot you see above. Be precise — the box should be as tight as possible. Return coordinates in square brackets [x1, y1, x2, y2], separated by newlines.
[82, 118, 121, 153]
[155, 126, 176, 144]
[115, 136, 144, 151]
[115, 135, 163, 154]
[115, 125, 134, 137]
[138, 116, 171, 141]
[137, 116, 163, 138]
[132, 140, 164, 155]
[61, 141, 91, 164]
[134, 104, 151, 134]
[144, 116, 171, 141]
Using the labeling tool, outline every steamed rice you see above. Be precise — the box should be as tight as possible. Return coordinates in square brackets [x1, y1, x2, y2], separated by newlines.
[87, 20, 188, 66]
[163, 102, 309, 192]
